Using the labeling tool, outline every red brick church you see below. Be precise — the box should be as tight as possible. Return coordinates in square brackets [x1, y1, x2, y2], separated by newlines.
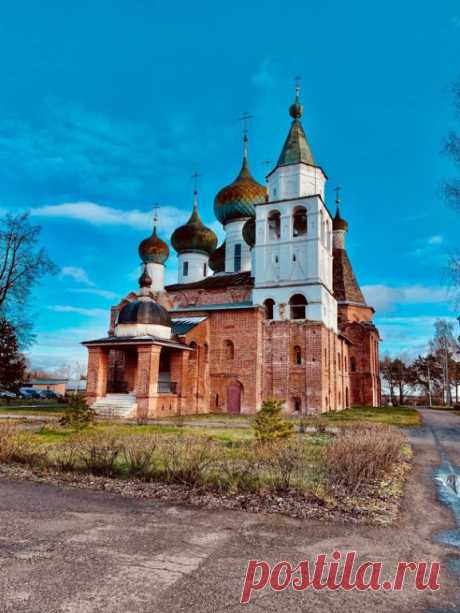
[84, 88, 380, 419]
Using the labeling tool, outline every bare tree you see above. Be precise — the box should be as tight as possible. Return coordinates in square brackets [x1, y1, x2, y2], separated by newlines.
[433, 319, 457, 406]
[0, 212, 57, 340]
[444, 80, 460, 211]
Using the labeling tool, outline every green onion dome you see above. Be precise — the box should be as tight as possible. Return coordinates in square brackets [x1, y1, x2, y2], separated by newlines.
[333, 207, 348, 232]
[171, 194, 218, 256]
[139, 226, 170, 265]
[242, 217, 255, 248]
[209, 241, 226, 273]
[214, 155, 266, 225]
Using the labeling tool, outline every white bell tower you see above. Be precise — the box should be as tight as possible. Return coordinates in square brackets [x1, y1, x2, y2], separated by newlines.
[252, 85, 337, 331]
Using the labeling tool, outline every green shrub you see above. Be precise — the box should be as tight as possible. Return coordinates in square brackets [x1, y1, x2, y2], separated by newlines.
[252, 399, 294, 443]
[323, 424, 405, 492]
[60, 394, 95, 430]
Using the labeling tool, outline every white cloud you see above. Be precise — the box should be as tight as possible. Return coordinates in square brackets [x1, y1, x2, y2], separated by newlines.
[32, 201, 187, 234]
[362, 284, 450, 313]
[69, 288, 118, 300]
[48, 305, 107, 317]
[377, 315, 459, 359]
[60, 266, 94, 286]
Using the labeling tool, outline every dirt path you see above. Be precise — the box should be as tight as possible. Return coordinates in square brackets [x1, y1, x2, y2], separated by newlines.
[0, 410, 459, 612]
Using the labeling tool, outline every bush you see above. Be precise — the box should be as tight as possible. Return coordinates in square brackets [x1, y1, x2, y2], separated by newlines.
[0, 424, 47, 467]
[60, 394, 94, 430]
[323, 424, 405, 492]
[159, 436, 217, 486]
[77, 431, 122, 476]
[258, 439, 307, 492]
[252, 399, 294, 443]
[122, 434, 159, 478]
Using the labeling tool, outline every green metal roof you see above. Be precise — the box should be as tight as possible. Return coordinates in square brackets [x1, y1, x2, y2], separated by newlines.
[276, 119, 315, 168]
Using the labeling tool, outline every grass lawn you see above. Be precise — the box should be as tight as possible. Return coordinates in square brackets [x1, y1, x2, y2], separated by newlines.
[159, 406, 421, 429]
[311, 406, 422, 428]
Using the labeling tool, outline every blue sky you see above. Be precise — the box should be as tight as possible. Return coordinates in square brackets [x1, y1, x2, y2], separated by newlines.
[0, 0, 459, 371]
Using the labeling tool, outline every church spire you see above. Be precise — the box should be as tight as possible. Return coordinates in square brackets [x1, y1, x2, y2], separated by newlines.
[275, 80, 315, 168]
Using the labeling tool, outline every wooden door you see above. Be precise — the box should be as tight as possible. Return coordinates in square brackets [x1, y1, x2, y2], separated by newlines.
[227, 382, 241, 414]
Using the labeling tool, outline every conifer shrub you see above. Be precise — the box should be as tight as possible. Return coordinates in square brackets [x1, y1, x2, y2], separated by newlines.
[60, 394, 95, 430]
[252, 399, 294, 443]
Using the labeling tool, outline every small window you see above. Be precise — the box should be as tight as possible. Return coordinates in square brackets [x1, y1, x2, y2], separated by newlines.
[203, 263, 207, 276]
[264, 298, 275, 320]
[293, 345, 302, 365]
[204, 343, 209, 362]
[293, 207, 307, 237]
[350, 357, 357, 372]
[224, 339, 234, 360]
[234, 244, 241, 272]
[183, 261, 189, 276]
[189, 341, 197, 361]
[292, 254, 296, 262]
[289, 294, 307, 319]
[293, 397, 301, 413]
[268, 211, 281, 240]
[337, 352, 341, 371]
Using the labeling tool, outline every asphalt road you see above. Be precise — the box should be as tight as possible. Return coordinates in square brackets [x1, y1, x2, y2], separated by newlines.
[0, 410, 459, 612]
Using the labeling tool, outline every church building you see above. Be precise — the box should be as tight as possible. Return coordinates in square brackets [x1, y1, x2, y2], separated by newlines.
[83, 89, 381, 419]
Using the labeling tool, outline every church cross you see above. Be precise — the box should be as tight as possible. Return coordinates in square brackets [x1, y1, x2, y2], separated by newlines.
[334, 185, 341, 206]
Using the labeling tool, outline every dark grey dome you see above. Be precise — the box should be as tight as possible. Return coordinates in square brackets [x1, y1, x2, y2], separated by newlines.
[117, 300, 172, 327]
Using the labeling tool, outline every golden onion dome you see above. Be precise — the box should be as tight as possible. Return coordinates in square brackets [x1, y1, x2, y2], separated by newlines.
[138, 226, 170, 265]
[214, 151, 266, 225]
[209, 241, 226, 273]
[171, 193, 218, 256]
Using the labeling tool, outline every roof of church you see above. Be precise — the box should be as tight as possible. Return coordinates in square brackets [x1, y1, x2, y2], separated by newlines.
[276, 118, 315, 168]
[165, 271, 253, 291]
[171, 317, 207, 335]
[333, 248, 367, 305]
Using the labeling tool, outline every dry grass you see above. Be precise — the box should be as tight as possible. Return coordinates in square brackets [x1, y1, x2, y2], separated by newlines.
[323, 424, 405, 492]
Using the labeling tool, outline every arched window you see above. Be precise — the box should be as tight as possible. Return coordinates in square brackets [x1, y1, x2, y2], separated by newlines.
[337, 352, 341, 371]
[204, 343, 209, 362]
[346, 388, 349, 408]
[224, 339, 234, 360]
[189, 341, 198, 362]
[203, 263, 207, 277]
[268, 210, 281, 240]
[338, 391, 341, 406]
[183, 261, 189, 276]
[293, 345, 302, 365]
[350, 357, 357, 372]
[293, 206, 307, 237]
[289, 294, 307, 319]
[264, 298, 275, 320]
[320, 211, 325, 244]
[344, 356, 348, 372]
[292, 397, 302, 413]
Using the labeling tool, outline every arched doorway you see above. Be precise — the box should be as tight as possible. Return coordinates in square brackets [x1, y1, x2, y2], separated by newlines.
[227, 381, 242, 414]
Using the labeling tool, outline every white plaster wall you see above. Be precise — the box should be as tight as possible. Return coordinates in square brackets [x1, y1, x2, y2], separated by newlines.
[268, 164, 326, 202]
[177, 252, 210, 284]
[114, 323, 171, 339]
[252, 284, 337, 332]
[253, 196, 333, 292]
[146, 262, 165, 292]
[225, 219, 251, 272]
